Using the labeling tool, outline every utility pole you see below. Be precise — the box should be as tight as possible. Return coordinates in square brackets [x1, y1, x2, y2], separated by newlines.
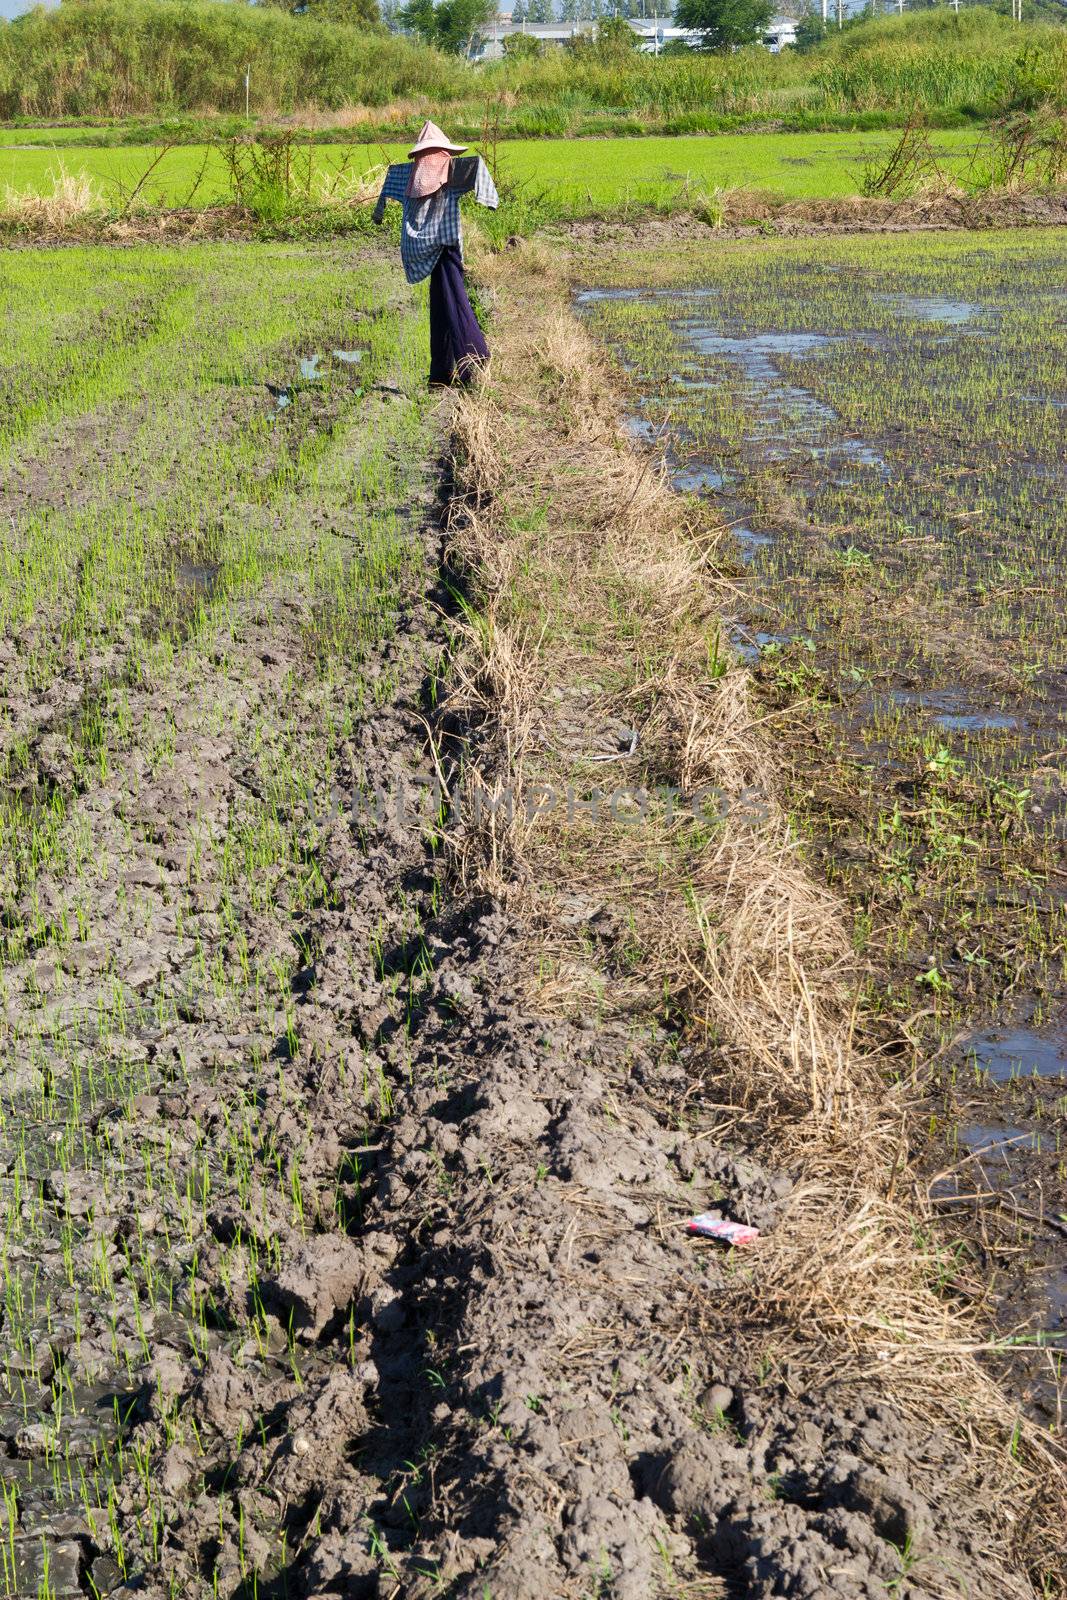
[836, 0, 843, 27]
[821, 0, 827, 24]
[244, 68, 250, 119]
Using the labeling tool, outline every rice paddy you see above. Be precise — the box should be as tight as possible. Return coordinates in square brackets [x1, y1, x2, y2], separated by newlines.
[575, 228, 1067, 1433]
[0, 127, 983, 217]
[0, 239, 436, 1590]
[2, 129, 1067, 1589]
[575, 227, 1067, 1037]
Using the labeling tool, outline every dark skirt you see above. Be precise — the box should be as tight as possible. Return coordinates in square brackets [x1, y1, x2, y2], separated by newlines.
[428, 245, 489, 387]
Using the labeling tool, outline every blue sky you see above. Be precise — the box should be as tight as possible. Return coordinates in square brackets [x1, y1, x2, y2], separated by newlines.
[1, 0, 58, 15]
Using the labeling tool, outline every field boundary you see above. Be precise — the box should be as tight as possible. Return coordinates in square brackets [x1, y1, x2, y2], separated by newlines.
[437, 241, 1067, 1594]
[2, 181, 1065, 250]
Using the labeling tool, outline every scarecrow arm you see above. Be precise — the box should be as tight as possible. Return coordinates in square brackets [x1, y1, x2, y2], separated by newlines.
[450, 157, 498, 209]
[474, 157, 499, 211]
[372, 164, 408, 225]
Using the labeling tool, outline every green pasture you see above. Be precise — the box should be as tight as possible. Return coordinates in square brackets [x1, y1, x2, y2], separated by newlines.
[0, 128, 983, 214]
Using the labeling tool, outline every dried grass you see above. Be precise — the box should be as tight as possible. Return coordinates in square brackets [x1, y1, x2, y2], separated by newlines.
[312, 158, 387, 208]
[1, 163, 103, 228]
[443, 240, 1067, 1593]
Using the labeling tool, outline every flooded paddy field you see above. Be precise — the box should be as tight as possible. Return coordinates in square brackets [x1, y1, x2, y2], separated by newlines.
[576, 226, 1067, 1431]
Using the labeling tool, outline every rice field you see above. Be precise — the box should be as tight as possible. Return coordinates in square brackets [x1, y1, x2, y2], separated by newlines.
[0, 127, 984, 215]
[0, 238, 436, 1589]
[3, 148, 1067, 1590]
[575, 228, 1067, 1037]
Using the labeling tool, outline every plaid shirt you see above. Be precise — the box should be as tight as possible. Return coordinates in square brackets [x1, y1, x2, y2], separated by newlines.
[373, 158, 499, 285]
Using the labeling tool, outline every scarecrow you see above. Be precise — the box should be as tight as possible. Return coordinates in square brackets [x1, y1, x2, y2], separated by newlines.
[373, 121, 499, 388]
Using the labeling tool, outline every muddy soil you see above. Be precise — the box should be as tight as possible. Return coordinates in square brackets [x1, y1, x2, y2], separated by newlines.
[0, 240, 1056, 1595]
[0, 448, 1035, 1600]
[562, 189, 1067, 248]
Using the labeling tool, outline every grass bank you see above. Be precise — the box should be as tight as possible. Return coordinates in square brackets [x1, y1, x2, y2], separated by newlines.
[1, 2, 1064, 134]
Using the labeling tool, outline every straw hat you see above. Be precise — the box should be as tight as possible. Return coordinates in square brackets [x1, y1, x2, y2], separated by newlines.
[408, 120, 467, 157]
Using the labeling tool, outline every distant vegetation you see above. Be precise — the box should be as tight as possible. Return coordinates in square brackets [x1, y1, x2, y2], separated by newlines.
[0, 0, 1064, 133]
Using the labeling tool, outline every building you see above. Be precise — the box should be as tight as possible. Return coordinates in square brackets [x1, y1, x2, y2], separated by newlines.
[473, 14, 798, 58]
[762, 16, 798, 50]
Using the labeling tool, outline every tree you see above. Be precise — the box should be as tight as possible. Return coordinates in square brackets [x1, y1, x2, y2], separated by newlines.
[568, 13, 641, 50]
[526, 0, 554, 19]
[503, 27, 543, 52]
[674, 0, 773, 49]
[257, 0, 382, 24]
[511, 0, 529, 19]
[792, 7, 829, 50]
[596, 13, 641, 47]
[399, 0, 496, 53]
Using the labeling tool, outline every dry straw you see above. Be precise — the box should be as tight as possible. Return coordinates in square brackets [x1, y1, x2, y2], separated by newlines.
[1, 163, 103, 229]
[443, 242, 1066, 1593]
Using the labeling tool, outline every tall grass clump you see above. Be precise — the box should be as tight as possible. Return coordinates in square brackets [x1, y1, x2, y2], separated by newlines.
[0, 0, 465, 119]
[811, 10, 1067, 118]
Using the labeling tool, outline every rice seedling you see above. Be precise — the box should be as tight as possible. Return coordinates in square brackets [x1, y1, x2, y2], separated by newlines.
[0, 125, 991, 225]
[0, 234, 438, 1586]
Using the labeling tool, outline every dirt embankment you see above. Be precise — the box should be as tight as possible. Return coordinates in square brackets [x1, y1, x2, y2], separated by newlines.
[562, 186, 1067, 245]
[3, 247, 1062, 1599]
[4, 184, 1066, 254]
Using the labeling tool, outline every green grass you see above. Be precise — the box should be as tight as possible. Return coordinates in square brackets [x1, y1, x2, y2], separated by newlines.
[0, 127, 986, 216]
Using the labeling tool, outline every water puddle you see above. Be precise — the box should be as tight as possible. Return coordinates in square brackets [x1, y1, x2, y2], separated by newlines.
[178, 559, 221, 599]
[624, 414, 661, 445]
[878, 294, 987, 326]
[269, 349, 364, 413]
[965, 1023, 1067, 1081]
[574, 287, 720, 307]
[889, 689, 1021, 735]
[729, 626, 794, 663]
[673, 325, 841, 441]
[672, 462, 728, 493]
[935, 711, 1020, 733]
[734, 525, 774, 563]
[679, 327, 838, 392]
[960, 1123, 1044, 1156]
[815, 438, 890, 477]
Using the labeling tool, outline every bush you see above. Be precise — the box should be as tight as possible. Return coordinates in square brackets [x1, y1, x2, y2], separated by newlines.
[0, 0, 465, 118]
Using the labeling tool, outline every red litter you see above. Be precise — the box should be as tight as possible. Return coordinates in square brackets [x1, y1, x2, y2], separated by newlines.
[687, 1213, 760, 1246]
